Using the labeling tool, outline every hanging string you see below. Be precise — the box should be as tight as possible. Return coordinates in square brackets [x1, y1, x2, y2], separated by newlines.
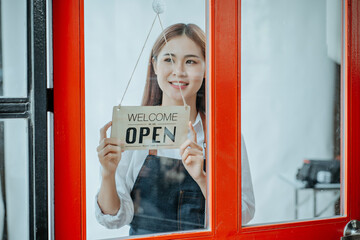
[156, 14, 188, 107]
[119, 1, 187, 108]
[119, 14, 158, 106]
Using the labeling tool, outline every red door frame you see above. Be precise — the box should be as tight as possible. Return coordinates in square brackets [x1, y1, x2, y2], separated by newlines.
[53, 0, 359, 239]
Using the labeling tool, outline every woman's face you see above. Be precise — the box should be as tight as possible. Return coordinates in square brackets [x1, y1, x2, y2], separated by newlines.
[153, 35, 205, 106]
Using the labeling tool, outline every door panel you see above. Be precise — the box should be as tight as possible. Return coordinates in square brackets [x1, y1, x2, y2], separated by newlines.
[241, 0, 343, 225]
[53, 0, 359, 239]
[239, 0, 360, 238]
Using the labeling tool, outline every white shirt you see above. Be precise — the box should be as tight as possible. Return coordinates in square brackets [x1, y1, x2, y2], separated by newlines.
[95, 113, 255, 228]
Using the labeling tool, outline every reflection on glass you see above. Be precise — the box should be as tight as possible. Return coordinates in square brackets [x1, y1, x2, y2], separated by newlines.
[85, 1, 207, 238]
[241, 0, 342, 225]
[0, 0, 27, 97]
[0, 119, 29, 239]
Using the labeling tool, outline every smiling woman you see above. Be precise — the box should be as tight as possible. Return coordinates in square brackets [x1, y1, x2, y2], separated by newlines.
[84, 2, 212, 238]
[143, 23, 206, 119]
[54, 0, 360, 238]
[96, 23, 210, 236]
[83, 0, 254, 238]
[153, 36, 205, 107]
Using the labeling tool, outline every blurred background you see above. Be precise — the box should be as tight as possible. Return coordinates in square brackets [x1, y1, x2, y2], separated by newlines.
[241, 0, 342, 225]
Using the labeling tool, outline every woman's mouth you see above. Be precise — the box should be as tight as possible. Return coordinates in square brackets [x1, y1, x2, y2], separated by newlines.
[169, 81, 188, 89]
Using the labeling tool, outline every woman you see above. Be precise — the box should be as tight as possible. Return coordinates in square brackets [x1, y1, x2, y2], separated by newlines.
[95, 23, 254, 235]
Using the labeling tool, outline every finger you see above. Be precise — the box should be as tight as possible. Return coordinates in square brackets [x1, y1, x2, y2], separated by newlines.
[180, 140, 202, 156]
[97, 138, 120, 152]
[180, 139, 191, 155]
[183, 155, 202, 165]
[99, 121, 112, 143]
[181, 148, 203, 161]
[97, 138, 122, 152]
[101, 145, 122, 157]
[179, 139, 202, 155]
[103, 153, 120, 163]
[189, 121, 197, 143]
[120, 141, 125, 152]
[182, 155, 193, 165]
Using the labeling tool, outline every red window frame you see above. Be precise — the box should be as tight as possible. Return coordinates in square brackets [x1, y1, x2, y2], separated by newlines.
[53, 0, 360, 239]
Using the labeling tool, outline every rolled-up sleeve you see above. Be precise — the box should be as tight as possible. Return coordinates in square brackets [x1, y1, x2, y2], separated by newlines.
[95, 151, 136, 229]
[241, 134, 255, 224]
[95, 191, 134, 229]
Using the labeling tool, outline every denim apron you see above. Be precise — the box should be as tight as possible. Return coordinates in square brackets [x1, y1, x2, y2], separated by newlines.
[129, 114, 206, 235]
[129, 153, 205, 235]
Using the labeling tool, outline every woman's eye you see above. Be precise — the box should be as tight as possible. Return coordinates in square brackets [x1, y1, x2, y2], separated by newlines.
[186, 59, 196, 64]
[164, 58, 174, 63]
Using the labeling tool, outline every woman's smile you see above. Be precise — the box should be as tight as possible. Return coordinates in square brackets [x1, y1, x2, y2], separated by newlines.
[153, 35, 205, 106]
[169, 80, 189, 89]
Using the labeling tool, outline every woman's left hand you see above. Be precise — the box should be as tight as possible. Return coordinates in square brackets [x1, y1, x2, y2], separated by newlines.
[180, 121, 207, 197]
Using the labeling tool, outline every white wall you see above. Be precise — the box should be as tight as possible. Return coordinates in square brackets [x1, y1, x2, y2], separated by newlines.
[85, 1, 205, 239]
[241, 0, 341, 224]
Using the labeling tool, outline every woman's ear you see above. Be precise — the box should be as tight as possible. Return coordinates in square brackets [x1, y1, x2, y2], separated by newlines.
[152, 58, 158, 75]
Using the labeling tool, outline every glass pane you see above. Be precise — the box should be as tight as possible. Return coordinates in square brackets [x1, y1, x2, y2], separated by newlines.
[0, 0, 27, 98]
[85, 0, 207, 238]
[0, 119, 29, 239]
[241, 0, 343, 225]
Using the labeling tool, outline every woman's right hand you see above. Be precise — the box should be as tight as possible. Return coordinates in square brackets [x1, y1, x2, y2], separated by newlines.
[97, 121, 124, 178]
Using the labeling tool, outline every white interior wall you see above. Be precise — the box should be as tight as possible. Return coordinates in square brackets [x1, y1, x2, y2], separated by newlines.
[85, 1, 205, 239]
[241, 0, 341, 224]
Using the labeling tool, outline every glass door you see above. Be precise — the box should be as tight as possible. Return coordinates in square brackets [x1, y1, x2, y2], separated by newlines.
[239, 0, 360, 238]
[53, 0, 360, 239]
[0, 0, 50, 239]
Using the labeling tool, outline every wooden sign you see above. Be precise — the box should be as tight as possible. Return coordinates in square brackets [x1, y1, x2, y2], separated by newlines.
[111, 106, 190, 150]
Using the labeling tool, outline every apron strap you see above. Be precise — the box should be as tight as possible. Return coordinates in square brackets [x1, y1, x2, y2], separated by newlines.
[148, 111, 207, 155]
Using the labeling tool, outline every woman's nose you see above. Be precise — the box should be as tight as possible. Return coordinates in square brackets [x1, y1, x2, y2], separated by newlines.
[173, 63, 186, 77]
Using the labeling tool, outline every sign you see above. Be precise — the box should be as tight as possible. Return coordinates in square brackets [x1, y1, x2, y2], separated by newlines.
[111, 106, 190, 150]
